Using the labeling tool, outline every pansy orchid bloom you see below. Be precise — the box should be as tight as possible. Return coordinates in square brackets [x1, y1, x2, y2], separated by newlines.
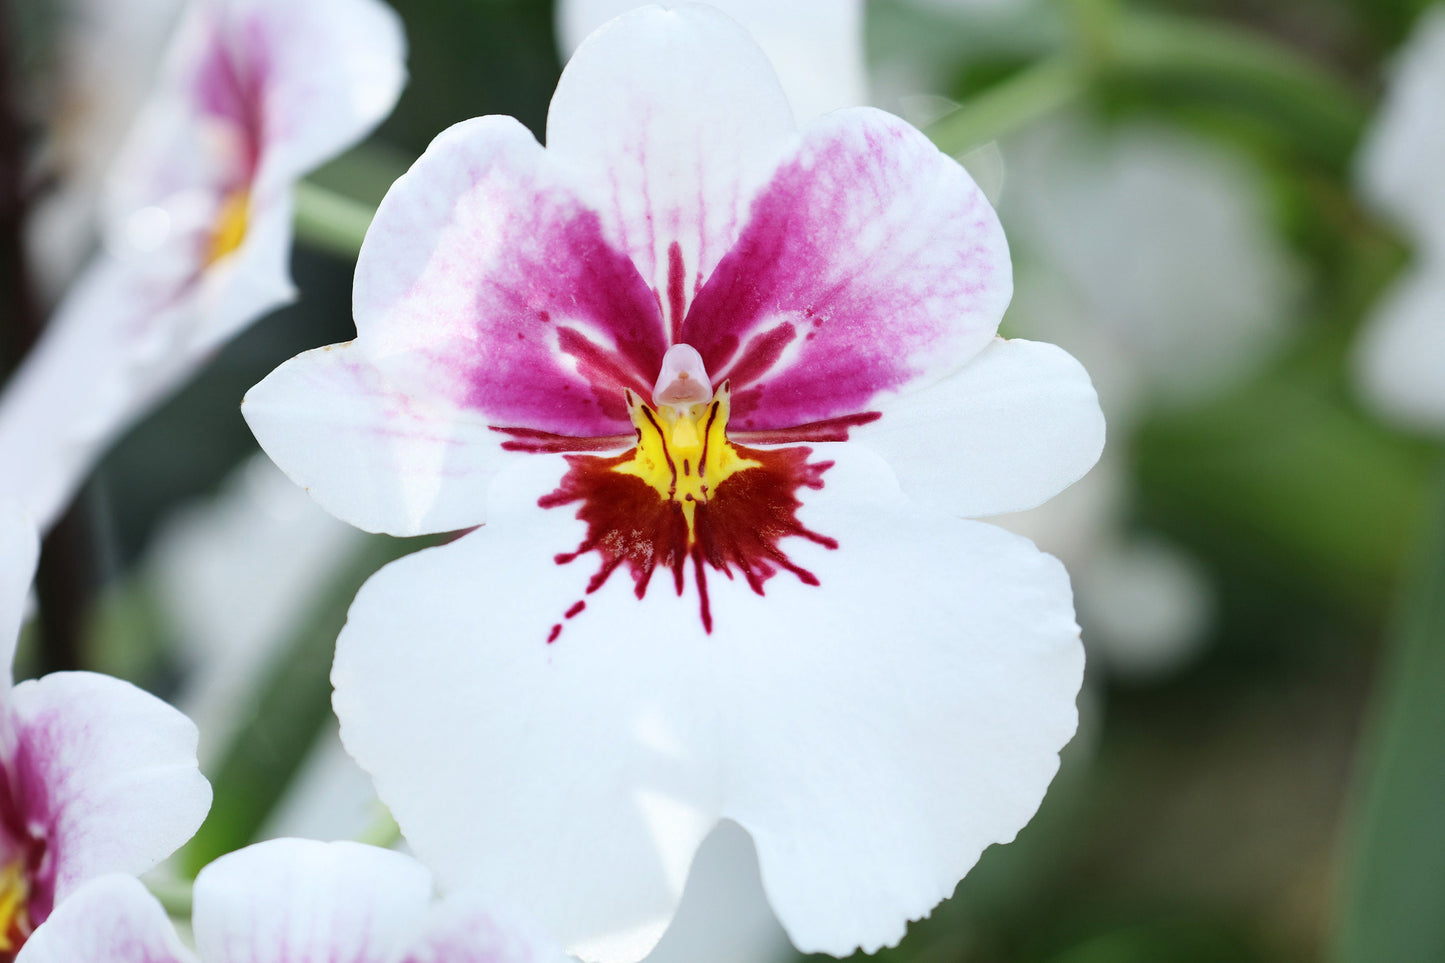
[0, 0, 406, 531]
[0, 501, 210, 956]
[14, 838, 566, 963]
[244, 4, 1104, 959]
[1355, 7, 1445, 431]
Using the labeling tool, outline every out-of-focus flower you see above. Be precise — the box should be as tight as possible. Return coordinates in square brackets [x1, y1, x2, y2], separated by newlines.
[994, 119, 1297, 677]
[556, 0, 865, 123]
[245, 5, 1102, 959]
[0, 501, 211, 953]
[15, 838, 567, 963]
[1355, 8, 1445, 432]
[27, 0, 185, 296]
[0, 0, 406, 531]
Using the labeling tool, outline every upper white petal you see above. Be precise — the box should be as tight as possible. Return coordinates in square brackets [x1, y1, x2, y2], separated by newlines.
[15, 874, 197, 963]
[555, 0, 865, 124]
[1355, 264, 1445, 432]
[546, 3, 796, 333]
[334, 444, 1083, 960]
[856, 338, 1105, 518]
[192, 839, 431, 963]
[7, 671, 211, 904]
[0, 499, 38, 689]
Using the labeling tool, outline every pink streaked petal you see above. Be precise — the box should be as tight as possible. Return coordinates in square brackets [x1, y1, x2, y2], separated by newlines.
[556, 0, 866, 125]
[400, 891, 569, 963]
[353, 115, 665, 438]
[192, 839, 431, 963]
[243, 342, 521, 536]
[546, 4, 797, 338]
[6, 671, 210, 914]
[854, 338, 1106, 518]
[682, 108, 1011, 430]
[0, 501, 38, 688]
[14, 874, 197, 963]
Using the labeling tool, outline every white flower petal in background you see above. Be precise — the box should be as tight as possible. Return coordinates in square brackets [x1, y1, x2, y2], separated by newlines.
[1354, 267, 1445, 432]
[18, 840, 568, 963]
[556, 0, 865, 124]
[0, 0, 407, 532]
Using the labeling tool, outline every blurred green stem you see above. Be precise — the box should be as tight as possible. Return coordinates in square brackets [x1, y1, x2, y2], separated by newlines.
[1335, 461, 1445, 962]
[926, 57, 1085, 158]
[293, 181, 375, 260]
[148, 877, 193, 919]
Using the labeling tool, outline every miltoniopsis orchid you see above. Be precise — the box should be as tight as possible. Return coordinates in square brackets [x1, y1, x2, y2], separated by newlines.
[244, 4, 1104, 959]
[13, 838, 566, 963]
[0, 0, 406, 531]
[0, 501, 210, 956]
[1355, 7, 1445, 432]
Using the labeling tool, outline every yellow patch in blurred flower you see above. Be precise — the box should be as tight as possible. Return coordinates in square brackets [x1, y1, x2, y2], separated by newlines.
[208, 189, 250, 264]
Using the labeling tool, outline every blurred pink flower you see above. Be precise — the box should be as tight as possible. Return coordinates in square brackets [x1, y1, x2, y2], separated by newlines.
[0, 501, 210, 953]
[0, 0, 406, 530]
[246, 5, 1101, 959]
[15, 839, 565, 963]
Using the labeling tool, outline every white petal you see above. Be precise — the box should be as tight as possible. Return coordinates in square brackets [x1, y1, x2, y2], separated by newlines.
[855, 338, 1105, 518]
[192, 839, 431, 963]
[555, 0, 865, 124]
[7, 671, 211, 904]
[1358, 8, 1445, 255]
[400, 890, 569, 963]
[1355, 265, 1445, 432]
[546, 4, 796, 334]
[243, 341, 519, 535]
[335, 444, 1083, 960]
[15, 874, 196, 963]
[0, 499, 38, 685]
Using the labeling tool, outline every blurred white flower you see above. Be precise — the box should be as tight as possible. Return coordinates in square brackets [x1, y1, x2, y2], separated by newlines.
[0, 0, 407, 532]
[994, 119, 1298, 677]
[1355, 8, 1445, 432]
[18, 839, 567, 963]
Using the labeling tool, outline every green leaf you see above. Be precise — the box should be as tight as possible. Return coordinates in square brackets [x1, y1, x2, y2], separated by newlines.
[1335, 461, 1445, 962]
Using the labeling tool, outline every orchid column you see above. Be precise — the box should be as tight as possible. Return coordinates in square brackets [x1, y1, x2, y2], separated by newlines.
[246, 4, 1105, 960]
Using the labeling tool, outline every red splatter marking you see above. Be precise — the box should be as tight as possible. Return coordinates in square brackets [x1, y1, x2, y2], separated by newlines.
[538, 445, 834, 641]
[565, 600, 586, 619]
[547, 624, 562, 644]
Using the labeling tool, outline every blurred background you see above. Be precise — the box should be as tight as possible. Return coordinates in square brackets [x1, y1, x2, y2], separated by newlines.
[4, 0, 1445, 960]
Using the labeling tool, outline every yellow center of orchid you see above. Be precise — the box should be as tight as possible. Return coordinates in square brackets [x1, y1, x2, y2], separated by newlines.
[0, 860, 32, 953]
[207, 188, 250, 264]
[616, 383, 758, 538]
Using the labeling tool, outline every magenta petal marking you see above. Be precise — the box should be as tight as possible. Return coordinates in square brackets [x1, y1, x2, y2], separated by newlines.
[192, 12, 268, 175]
[680, 110, 1008, 431]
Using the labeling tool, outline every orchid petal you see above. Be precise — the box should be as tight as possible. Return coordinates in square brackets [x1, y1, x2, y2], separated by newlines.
[683, 108, 1011, 429]
[334, 445, 1082, 961]
[351, 115, 665, 440]
[14, 874, 196, 963]
[7, 672, 211, 909]
[243, 341, 519, 535]
[1358, 7, 1445, 256]
[192, 838, 430, 963]
[546, 4, 797, 336]
[853, 338, 1105, 518]
[1355, 266, 1445, 432]
[400, 890, 569, 963]
[0, 500, 38, 686]
[555, 0, 865, 124]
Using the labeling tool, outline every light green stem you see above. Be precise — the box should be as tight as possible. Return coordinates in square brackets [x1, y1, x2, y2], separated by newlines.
[293, 181, 375, 260]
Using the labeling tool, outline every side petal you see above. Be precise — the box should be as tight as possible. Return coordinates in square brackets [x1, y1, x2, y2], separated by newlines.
[243, 341, 519, 536]
[352, 114, 665, 439]
[682, 108, 1011, 430]
[554, 0, 865, 124]
[0, 500, 38, 684]
[334, 444, 1082, 961]
[546, 4, 797, 335]
[7, 672, 211, 910]
[1355, 265, 1445, 432]
[192, 839, 431, 963]
[853, 338, 1105, 518]
[400, 890, 569, 963]
[14, 874, 196, 963]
